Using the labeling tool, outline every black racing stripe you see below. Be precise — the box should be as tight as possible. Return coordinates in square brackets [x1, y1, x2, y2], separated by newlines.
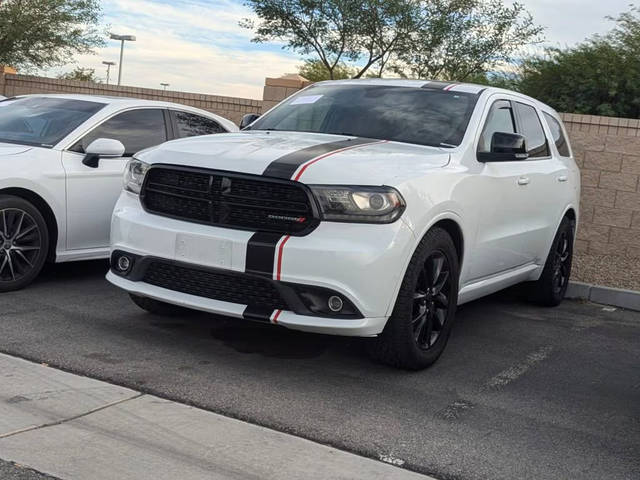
[245, 231, 283, 278]
[242, 304, 274, 323]
[261, 137, 378, 179]
[421, 80, 454, 90]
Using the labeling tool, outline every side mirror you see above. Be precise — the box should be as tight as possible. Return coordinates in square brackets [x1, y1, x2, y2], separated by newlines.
[239, 113, 260, 130]
[82, 138, 126, 168]
[477, 132, 529, 162]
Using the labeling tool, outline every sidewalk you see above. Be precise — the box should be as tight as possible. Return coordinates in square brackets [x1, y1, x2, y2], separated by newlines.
[0, 353, 432, 480]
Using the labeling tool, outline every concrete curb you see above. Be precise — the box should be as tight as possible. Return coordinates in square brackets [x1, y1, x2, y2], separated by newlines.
[566, 281, 640, 312]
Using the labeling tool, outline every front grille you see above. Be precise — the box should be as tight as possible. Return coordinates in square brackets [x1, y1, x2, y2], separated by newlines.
[143, 261, 287, 310]
[141, 166, 317, 235]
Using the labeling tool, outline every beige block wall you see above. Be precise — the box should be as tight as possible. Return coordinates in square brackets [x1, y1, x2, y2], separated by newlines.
[560, 113, 640, 258]
[1, 73, 262, 125]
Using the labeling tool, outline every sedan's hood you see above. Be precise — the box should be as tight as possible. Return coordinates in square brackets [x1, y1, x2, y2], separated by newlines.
[137, 131, 449, 185]
[0, 142, 33, 156]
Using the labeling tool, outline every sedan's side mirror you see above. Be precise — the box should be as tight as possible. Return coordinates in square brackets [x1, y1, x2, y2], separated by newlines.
[239, 113, 261, 130]
[82, 138, 126, 168]
[477, 132, 529, 162]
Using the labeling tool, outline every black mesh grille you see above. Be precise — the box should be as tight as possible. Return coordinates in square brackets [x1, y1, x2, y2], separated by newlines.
[143, 261, 287, 310]
[142, 167, 317, 235]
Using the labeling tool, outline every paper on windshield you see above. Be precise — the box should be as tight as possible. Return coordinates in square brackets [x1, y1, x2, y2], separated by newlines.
[290, 95, 323, 105]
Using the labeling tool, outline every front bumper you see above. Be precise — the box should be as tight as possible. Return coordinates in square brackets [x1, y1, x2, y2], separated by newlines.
[108, 192, 417, 337]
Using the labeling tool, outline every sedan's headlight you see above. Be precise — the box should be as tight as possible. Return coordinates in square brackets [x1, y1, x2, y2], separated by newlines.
[310, 185, 406, 223]
[123, 158, 149, 195]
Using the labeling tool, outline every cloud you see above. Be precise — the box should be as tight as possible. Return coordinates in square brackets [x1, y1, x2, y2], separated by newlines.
[45, 0, 300, 98]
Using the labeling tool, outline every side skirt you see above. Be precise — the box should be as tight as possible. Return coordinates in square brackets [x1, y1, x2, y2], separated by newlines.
[458, 263, 541, 305]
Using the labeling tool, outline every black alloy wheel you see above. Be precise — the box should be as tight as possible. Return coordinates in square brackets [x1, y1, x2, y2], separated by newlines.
[368, 227, 459, 370]
[0, 196, 49, 292]
[552, 230, 571, 295]
[529, 216, 574, 307]
[412, 252, 452, 350]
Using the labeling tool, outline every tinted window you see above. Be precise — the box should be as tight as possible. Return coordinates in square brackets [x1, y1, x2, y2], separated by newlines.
[172, 111, 225, 137]
[72, 109, 167, 156]
[478, 100, 515, 153]
[514, 102, 549, 158]
[250, 85, 479, 148]
[0, 97, 104, 147]
[543, 112, 570, 157]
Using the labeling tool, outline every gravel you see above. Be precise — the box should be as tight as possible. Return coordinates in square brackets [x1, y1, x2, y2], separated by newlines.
[572, 252, 640, 292]
[0, 460, 60, 480]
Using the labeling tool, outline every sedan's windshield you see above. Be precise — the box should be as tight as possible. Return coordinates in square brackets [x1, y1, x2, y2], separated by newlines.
[0, 97, 105, 147]
[250, 84, 479, 147]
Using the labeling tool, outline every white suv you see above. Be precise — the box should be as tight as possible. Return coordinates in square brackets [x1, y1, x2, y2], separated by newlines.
[0, 94, 237, 291]
[107, 80, 579, 369]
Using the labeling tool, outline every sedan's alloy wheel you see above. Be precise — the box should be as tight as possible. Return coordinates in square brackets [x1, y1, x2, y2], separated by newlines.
[0, 208, 42, 283]
[412, 251, 451, 350]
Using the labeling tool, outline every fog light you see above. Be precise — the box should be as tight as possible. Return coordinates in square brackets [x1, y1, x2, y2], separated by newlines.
[116, 255, 131, 272]
[328, 295, 343, 312]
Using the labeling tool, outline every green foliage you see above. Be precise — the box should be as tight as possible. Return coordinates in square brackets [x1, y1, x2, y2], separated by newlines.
[515, 7, 640, 118]
[0, 0, 104, 70]
[297, 59, 356, 81]
[58, 67, 101, 82]
[242, 0, 541, 80]
[392, 0, 543, 81]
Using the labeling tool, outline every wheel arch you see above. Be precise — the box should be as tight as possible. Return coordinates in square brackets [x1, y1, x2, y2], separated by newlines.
[0, 187, 58, 261]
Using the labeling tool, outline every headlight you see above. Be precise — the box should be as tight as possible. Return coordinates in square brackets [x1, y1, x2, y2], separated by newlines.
[310, 185, 406, 223]
[123, 158, 149, 195]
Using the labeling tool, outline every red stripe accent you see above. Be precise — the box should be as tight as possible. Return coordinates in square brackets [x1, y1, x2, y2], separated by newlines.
[444, 84, 458, 91]
[276, 234, 291, 281]
[272, 309, 282, 324]
[292, 140, 389, 181]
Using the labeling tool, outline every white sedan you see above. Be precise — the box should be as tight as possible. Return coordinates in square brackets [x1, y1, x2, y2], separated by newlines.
[107, 79, 580, 369]
[0, 94, 237, 291]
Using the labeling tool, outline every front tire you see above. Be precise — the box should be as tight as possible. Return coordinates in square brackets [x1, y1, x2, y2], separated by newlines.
[0, 196, 49, 292]
[129, 294, 195, 316]
[368, 227, 459, 370]
[530, 216, 574, 306]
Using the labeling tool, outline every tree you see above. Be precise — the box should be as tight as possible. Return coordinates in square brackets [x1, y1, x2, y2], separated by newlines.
[0, 0, 104, 70]
[298, 59, 356, 81]
[242, 0, 542, 80]
[514, 7, 640, 118]
[58, 67, 101, 82]
[391, 0, 543, 81]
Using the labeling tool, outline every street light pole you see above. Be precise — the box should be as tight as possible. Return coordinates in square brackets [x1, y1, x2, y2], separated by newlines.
[102, 61, 116, 85]
[160, 83, 170, 91]
[109, 34, 136, 86]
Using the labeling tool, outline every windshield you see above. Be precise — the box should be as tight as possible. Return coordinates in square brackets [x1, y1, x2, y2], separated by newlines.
[0, 97, 105, 147]
[250, 84, 479, 147]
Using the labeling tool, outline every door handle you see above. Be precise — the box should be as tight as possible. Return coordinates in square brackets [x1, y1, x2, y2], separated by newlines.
[517, 176, 530, 186]
[557, 175, 568, 183]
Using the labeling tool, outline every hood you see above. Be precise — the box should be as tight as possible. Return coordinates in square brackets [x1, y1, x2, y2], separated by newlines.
[137, 131, 449, 185]
[0, 142, 33, 156]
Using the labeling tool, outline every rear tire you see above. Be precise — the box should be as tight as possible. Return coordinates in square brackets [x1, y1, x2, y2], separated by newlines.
[529, 216, 574, 307]
[129, 294, 195, 316]
[0, 195, 49, 292]
[368, 227, 459, 370]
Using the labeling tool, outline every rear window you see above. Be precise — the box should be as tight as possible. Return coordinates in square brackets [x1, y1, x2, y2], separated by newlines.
[543, 112, 571, 157]
[0, 97, 104, 147]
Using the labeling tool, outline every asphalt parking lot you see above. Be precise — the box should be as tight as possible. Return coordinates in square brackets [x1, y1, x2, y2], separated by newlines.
[1, 260, 639, 480]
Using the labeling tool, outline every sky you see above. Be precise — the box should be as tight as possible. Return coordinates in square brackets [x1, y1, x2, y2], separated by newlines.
[45, 0, 635, 99]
